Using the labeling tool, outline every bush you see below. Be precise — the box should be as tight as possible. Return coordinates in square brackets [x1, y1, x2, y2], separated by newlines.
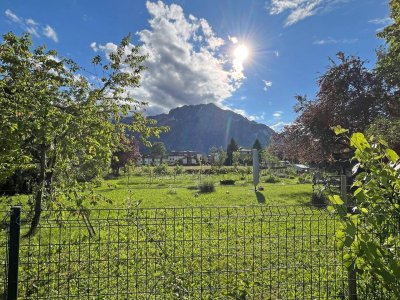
[141, 165, 153, 175]
[167, 186, 177, 195]
[265, 175, 280, 183]
[198, 181, 215, 193]
[329, 130, 400, 293]
[154, 164, 169, 176]
[220, 179, 235, 185]
[298, 174, 312, 184]
[277, 173, 288, 178]
[173, 165, 183, 175]
[311, 192, 327, 207]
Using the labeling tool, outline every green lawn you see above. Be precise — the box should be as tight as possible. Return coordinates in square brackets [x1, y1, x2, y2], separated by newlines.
[92, 172, 313, 208]
[0, 168, 314, 211]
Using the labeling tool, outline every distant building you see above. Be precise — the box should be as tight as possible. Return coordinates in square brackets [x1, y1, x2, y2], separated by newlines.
[292, 164, 310, 173]
[238, 148, 252, 158]
[141, 150, 202, 166]
[141, 156, 162, 165]
[168, 151, 201, 165]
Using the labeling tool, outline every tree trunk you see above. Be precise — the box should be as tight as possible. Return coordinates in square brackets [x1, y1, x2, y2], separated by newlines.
[26, 145, 47, 237]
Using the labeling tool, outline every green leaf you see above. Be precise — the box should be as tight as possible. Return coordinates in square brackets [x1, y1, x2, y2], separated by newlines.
[329, 195, 344, 205]
[350, 133, 370, 150]
[385, 148, 399, 162]
[332, 125, 349, 135]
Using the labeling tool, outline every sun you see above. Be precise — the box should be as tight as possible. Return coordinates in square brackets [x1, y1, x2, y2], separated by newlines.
[234, 44, 249, 62]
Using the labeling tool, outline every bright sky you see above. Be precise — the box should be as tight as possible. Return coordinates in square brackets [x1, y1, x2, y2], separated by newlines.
[0, 0, 391, 131]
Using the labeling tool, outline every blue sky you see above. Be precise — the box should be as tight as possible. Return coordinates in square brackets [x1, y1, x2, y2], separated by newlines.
[0, 0, 392, 131]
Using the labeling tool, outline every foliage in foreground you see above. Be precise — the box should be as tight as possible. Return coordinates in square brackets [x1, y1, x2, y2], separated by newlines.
[329, 129, 400, 294]
[0, 32, 167, 235]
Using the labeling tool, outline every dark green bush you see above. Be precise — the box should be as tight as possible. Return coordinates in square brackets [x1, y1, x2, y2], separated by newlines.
[199, 181, 215, 193]
[265, 175, 280, 183]
[220, 179, 235, 185]
[311, 192, 327, 207]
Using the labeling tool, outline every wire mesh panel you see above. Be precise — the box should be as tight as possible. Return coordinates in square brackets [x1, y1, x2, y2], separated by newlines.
[1, 210, 9, 299]
[0, 206, 353, 299]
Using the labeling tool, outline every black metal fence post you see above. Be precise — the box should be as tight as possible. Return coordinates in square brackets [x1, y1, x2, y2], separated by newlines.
[348, 263, 357, 300]
[6, 206, 21, 300]
[340, 175, 358, 299]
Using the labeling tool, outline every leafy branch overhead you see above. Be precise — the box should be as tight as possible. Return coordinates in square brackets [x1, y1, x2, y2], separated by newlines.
[0, 32, 168, 235]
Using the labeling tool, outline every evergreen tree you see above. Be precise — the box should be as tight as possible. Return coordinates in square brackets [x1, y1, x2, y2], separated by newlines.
[252, 139, 262, 150]
[226, 138, 239, 166]
[252, 139, 263, 162]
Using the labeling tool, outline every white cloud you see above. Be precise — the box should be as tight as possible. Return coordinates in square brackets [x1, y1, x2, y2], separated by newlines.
[4, 9, 58, 42]
[229, 35, 238, 44]
[270, 121, 291, 132]
[90, 42, 99, 52]
[313, 37, 358, 45]
[263, 80, 273, 91]
[273, 110, 283, 118]
[43, 25, 58, 43]
[368, 17, 392, 25]
[93, 1, 244, 114]
[5, 9, 21, 23]
[369, 17, 393, 32]
[266, 0, 350, 26]
[231, 108, 260, 122]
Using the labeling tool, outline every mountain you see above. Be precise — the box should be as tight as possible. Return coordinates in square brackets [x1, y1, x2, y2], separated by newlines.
[147, 103, 274, 154]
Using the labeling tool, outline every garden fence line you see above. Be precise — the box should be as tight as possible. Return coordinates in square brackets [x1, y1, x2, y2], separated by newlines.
[0, 205, 394, 299]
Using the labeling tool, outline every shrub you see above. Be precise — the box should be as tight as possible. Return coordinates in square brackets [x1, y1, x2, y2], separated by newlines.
[220, 179, 235, 185]
[265, 175, 280, 183]
[277, 173, 289, 178]
[141, 165, 153, 175]
[198, 181, 215, 193]
[154, 163, 169, 176]
[329, 129, 400, 294]
[174, 165, 183, 175]
[311, 192, 327, 207]
[298, 174, 312, 184]
[167, 186, 177, 195]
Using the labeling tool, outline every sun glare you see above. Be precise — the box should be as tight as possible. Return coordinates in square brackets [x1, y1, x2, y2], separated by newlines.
[234, 44, 249, 62]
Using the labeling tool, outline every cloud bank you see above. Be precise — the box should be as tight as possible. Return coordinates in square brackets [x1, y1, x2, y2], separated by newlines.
[92, 1, 244, 115]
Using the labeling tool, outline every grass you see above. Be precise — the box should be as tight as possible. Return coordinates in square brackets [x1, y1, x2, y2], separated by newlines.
[1, 170, 353, 299]
[91, 172, 313, 209]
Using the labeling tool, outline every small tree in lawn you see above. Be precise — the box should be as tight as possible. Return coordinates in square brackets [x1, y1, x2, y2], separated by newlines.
[210, 146, 227, 168]
[150, 142, 167, 164]
[0, 32, 167, 236]
[232, 151, 240, 167]
[111, 137, 141, 176]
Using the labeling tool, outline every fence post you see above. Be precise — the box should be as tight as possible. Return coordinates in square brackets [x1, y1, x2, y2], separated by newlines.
[341, 175, 358, 299]
[340, 175, 347, 206]
[6, 206, 21, 300]
[348, 263, 357, 300]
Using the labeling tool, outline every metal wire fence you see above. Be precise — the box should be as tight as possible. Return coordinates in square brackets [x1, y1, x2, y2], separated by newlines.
[0, 206, 395, 299]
